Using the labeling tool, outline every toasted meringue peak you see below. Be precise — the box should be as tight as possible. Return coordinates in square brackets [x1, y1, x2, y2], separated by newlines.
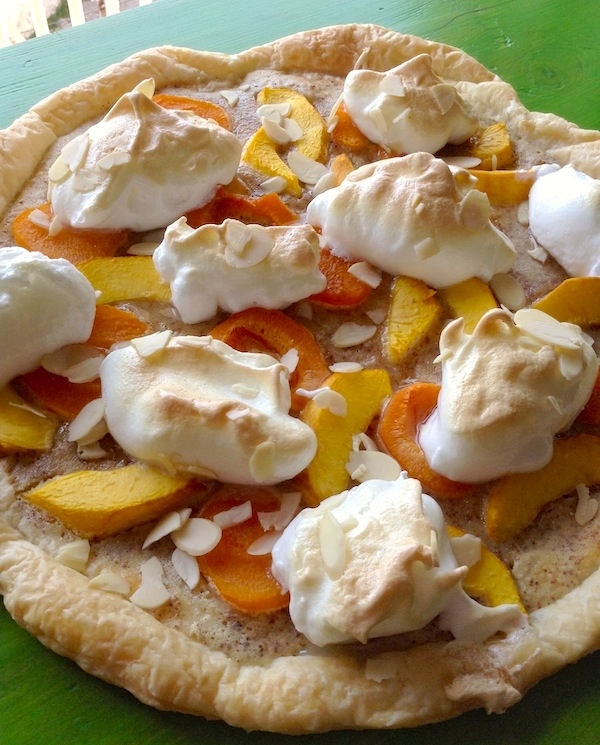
[100, 335, 316, 485]
[306, 153, 515, 287]
[343, 54, 478, 154]
[48, 83, 242, 232]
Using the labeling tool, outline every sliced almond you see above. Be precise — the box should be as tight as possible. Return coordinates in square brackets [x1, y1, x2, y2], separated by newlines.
[129, 556, 171, 610]
[331, 322, 377, 348]
[287, 150, 328, 185]
[68, 398, 106, 444]
[257, 491, 301, 531]
[212, 500, 253, 528]
[489, 273, 526, 311]
[346, 450, 402, 482]
[172, 547, 201, 590]
[142, 508, 189, 549]
[88, 571, 131, 595]
[247, 530, 282, 556]
[171, 517, 222, 556]
[131, 329, 173, 358]
[347, 261, 382, 288]
[55, 539, 91, 573]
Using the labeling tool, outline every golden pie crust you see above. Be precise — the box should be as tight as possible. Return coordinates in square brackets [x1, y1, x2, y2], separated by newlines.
[2, 24, 600, 733]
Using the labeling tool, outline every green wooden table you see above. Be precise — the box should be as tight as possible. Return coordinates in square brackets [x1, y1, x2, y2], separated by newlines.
[2, 1, 600, 742]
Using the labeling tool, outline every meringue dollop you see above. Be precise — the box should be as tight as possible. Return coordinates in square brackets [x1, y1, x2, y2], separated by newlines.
[342, 54, 478, 154]
[99, 335, 317, 484]
[271, 475, 524, 646]
[419, 307, 599, 483]
[48, 80, 242, 232]
[153, 218, 326, 323]
[0, 247, 96, 388]
[306, 153, 516, 288]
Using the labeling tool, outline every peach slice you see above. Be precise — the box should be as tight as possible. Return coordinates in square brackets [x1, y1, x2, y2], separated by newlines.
[385, 276, 442, 363]
[439, 277, 498, 333]
[77, 256, 171, 304]
[24, 463, 198, 538]
[447, 525, 525, 611]
[485, 434, 600, 542]
[0, 385, 56, 452]
[300, 369, 392, 505]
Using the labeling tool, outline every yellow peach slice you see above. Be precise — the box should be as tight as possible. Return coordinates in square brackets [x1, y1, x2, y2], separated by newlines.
[438, 277, 498, 333]
[385, 276, 442, 363]
[77, 256, 171, 304]
[300, 369, 392, 505]
[485, 434, 600, 543]
[468, 168, 536, 206]
[468, 123, 515, 170]
[532, 277, 600, 326]
[257, 87, 329, 163]
[447, 525, 525, 611]
[24, 463, 197, 538]
[241, 127, 302, 197]
[0, 385, 56, 452]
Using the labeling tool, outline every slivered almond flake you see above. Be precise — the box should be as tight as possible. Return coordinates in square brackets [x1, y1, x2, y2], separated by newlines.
[365, 308, 387, 325]
[352, 432, 379, 452]
[280, 347, 299, 374]
[61, 133, 89, 172]
[219, 89, 240, 106]
[257, 491, 301, 531]
[346, 450, 402, 482]
[67, 398, 106, 444]
[379, 75, 406, 97]
[296, 386, 347, 416]
[28, 208, 51, 229]
[127, 241, 160, 256]
[142, 508, 191, 549]
[259, 175, 287, 193]
[247, 530, 282, 556]
[256, 102, 291, 122]
[48, 155, 70, 183]
[449, 533, 482, 569]
[55, 539, 90, 573]
[224, 221, 274, 268]
[134, 78, 156, 98]
[63, 354, 104, 383]
[42, 344, 102, 377]
[131, 329, 173, 357]
[442, 155, 482, 169]
[262, 116, 295, 145]
[575, 484, 599, 526]
[312, 170, 338, 196]
[171, 517, 222, 556]
[172, 547, 201, 590]
[368, 106, 388, 134]
[331, 322, 377, 348]
[347, 261, 382, 288]
[514, 308, 581, 351]
[287, 150, 328, 185]
[328, 361, 363, 373]
[414, 237, 439, 260]
[319, 511, 346, 580]
[283, 117, 303, 141]
[489, 272, 526, 311]
[517, 201, 530, 226]
[98, 150, 131, 171]
[77, 441, 108, 460]
[213, 500, 253, 528]
[88, 571, 131, 595]
[130, 556, 171, 610]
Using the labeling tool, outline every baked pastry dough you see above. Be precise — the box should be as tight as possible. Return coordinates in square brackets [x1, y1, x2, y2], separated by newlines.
[2, 24, 600, 733]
